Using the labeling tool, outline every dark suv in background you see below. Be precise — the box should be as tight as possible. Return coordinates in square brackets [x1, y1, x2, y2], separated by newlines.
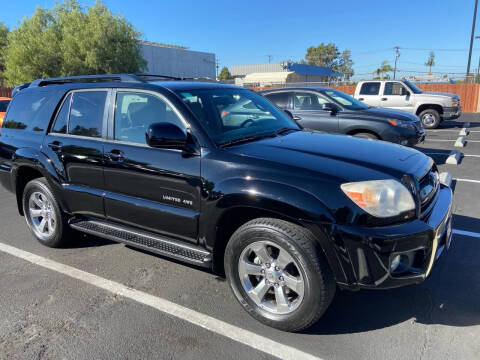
[260, 87, 425, 146]
[0, 75, 452, 332]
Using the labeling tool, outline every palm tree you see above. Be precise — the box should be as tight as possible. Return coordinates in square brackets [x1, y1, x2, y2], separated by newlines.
[425, 52, 435, 75]
[374, 61, 394, 79]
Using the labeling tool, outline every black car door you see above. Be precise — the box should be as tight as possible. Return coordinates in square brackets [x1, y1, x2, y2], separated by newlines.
[43, 89, 109, 217]
[291, 91, 339, 133]
[102, 89, 201, 243]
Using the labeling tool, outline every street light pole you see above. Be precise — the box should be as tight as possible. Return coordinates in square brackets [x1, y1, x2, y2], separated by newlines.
[467, 0, 479, 81]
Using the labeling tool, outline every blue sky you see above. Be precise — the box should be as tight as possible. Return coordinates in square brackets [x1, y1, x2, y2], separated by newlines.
[1, 0, 478, 80]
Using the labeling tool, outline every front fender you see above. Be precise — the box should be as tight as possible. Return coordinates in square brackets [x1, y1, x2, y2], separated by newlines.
[201, 177, 350, 284]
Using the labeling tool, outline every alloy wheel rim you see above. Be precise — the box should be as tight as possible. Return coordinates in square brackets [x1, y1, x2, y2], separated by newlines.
[422, 113, 435, 126]
[28, 191, 56, 239]
[238, 240, 305, 314]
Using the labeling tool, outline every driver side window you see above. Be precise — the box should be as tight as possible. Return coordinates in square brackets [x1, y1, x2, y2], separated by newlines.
[293, 92, 328, 110]
[114, 92, 185, 145]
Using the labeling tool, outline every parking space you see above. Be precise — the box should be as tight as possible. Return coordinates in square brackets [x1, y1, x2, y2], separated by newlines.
[0, 115, 479, 360]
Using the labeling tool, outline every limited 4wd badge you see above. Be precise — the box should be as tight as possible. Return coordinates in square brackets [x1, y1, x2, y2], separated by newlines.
[162, 194, 193, 207]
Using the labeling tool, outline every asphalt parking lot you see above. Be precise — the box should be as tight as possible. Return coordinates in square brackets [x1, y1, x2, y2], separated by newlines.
[0, 115, 479, 360]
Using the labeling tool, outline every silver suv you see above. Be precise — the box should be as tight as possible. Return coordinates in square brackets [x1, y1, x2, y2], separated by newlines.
[354, 80, 461, 129]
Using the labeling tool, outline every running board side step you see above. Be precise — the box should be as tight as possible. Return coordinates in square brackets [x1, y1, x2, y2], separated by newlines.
[69, 218, 212, 268]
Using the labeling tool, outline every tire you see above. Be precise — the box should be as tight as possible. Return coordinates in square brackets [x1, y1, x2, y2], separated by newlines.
[224, 218, 336, 332]
[353, 132, 379, 140]
[419, 109, 441, 129]
[22, 177, 71, 248]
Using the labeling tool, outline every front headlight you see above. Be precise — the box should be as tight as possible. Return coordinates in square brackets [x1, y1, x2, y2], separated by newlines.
[451, 98, 459, 107]
[388, 119, 415, 129]
[341, 179, 415, 218]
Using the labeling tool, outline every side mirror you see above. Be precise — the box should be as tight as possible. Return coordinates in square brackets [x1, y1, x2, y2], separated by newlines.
[322, 103, 339, 114]
[146, 122, 187, 149]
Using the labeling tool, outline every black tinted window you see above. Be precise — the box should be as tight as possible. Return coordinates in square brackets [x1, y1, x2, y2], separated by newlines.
[3, 91, 52, 131]
[384, 82, 409, 96]
[0, 100, 9, 112]
[265, 92, 290, 108]
[69, 91, 106, 138]
[52, 94, 71, 134]
[114, 92, 184, 144]
[359, 82, 380, 95]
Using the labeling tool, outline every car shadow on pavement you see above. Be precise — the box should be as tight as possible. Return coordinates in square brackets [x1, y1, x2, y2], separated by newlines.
[304, 214, 480, 335]
[412, 147, 453, 165]
[67, 232, 116, 248]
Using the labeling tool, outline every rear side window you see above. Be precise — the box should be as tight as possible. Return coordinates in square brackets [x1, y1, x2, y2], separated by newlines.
[264, 92, 290, 108]
[2, 91, 53, 131]
[68, 91, 107, 138]
[0, 100, 9, 112]
[52, 94, 71, 134]
[359, 82, 380, 95]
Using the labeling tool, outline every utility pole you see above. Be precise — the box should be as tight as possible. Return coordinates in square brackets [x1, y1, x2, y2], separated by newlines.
[393, 46, 400, 79]
[267, 55, 273, 63]
[467, 0, 478, 81]
[215, 58, 220, 79]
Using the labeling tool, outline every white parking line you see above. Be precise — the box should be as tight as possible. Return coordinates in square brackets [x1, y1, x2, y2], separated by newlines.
[0, 242, 322, 360]
[453, 229, 480, 239]
[454, 178, 480, 184]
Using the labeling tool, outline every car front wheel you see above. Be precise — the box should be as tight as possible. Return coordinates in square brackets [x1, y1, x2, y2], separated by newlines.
[419, 109, 441, 129]
[224, 218, 336, 332]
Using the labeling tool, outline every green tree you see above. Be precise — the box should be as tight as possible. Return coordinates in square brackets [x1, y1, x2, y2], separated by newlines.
[425, 51, 435, 74]
[0, 22, 9, 86]
[374, 60, 394, 79]
[302, 43, 354, 80]
[218, 66, 233, 80]
[4, 0, 146, 86]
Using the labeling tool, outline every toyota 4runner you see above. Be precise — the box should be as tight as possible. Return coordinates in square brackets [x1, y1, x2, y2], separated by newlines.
[0, 74, 453, 332]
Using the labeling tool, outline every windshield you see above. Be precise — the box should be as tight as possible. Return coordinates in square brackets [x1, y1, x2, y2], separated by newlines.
[322, 89, 370, 110]
[176, 88, 299, 145]
[403, 81, 423, 94]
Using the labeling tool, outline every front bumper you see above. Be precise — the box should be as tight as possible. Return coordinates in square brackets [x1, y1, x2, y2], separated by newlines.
[442, 106, 461, 120]
[382, 127, 425, 146]
[334, 185, 453, 290]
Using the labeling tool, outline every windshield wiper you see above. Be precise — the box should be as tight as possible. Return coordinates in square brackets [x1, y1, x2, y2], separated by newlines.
[219, 132, 276, 148]
[274, 127, 299, 135]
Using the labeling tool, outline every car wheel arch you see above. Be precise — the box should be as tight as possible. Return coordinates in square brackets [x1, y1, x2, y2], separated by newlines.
[416, 104, 443, 116]
[346, 128, 381, 139]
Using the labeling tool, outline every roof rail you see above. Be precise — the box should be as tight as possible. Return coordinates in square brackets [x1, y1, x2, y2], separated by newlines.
[135, 74, 182, 81]
[29, 74, 145, 87]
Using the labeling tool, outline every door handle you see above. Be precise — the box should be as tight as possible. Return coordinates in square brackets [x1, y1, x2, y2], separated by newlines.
[381, 97, 388, 101]
[107, 149, 125, 161]
[358, 97, 364, 101]
[48, 141, 63, 152]
[293, 116, 302, 121]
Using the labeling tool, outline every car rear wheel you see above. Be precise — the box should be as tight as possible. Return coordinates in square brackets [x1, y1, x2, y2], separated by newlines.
[23, 177, 71, 248]
[224, 218, 336, 332]
[419, 109, 441, 129]
[353, 132, 379, 140]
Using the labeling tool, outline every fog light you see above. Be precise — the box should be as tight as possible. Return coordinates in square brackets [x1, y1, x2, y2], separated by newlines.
[390, 255, 401, 272]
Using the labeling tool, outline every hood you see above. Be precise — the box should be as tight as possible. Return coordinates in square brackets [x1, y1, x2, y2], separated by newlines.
[421, 91, 459, 100]
[227, 131, 432, 182]
[346, 106, 419, 122]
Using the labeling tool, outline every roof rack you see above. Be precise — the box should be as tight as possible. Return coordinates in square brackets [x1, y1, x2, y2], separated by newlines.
[29, 74, 145, 87]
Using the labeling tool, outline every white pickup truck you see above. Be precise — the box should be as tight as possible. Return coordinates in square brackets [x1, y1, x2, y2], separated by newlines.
[353, 80, 461, 129]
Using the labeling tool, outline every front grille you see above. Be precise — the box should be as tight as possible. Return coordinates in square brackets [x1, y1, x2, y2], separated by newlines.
[419, 170, 439, 217]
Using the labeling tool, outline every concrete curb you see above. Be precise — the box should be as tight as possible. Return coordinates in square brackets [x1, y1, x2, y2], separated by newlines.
[454, 136, 466, 147]
[446, 150, 463, 165]
[459, 128, 469, 136]
[439, 172, 453, 187]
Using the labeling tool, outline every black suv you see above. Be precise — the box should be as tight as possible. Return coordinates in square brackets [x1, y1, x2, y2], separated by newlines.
[260, 87, 425, 146]
[0, 75, 453, 332]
